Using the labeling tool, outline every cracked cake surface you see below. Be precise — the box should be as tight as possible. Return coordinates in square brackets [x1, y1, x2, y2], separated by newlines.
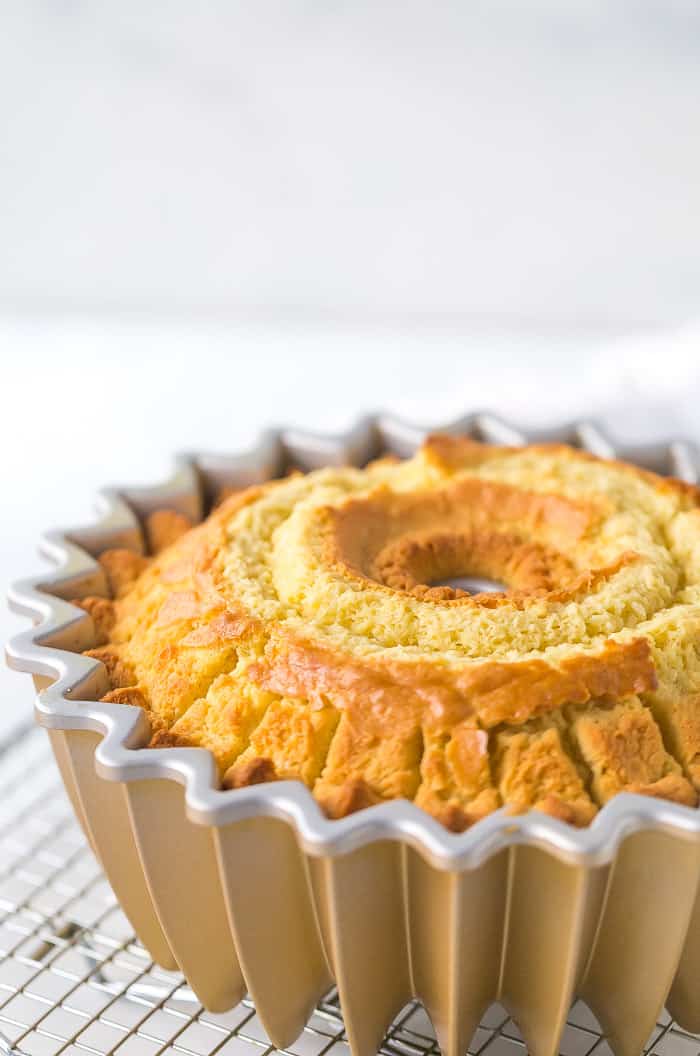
[76, 436, 700, 830]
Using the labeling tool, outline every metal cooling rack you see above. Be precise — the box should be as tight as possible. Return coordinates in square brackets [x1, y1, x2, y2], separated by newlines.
[0, 728, 697, 1056]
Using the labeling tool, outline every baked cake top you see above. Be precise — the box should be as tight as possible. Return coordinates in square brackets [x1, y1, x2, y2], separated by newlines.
[77, 437, 700, 829]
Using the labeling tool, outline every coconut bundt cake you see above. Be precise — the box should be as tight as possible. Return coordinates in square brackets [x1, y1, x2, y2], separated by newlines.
[74, 436, 700, 830]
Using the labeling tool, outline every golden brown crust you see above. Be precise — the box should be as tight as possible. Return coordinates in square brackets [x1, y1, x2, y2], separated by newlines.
[84, 645, 136, 689]
[315, 777, 383, 819]
[571, 702, 697, 807]
[98, 549, 149, 598]
[415, 719, 499, 831]
[646, 691, 700, 791]
[101, 686, 148, 709]
[82, 439, 700, 829]
[71, 596, 116, 646]
[244, 633, 656, 732]
[319, 474, 630, 612]
[495, 726, 597, 826]
[536, 795, 597, 827]
[422, 433, 700, 507]
[373, 534, 636, 608]
[424, 800, 483, 833]
[223, 756, 277, 789]
[149, 727, 195, 748]
[422, 434, 499, 471]
[145, 509, 194, 554]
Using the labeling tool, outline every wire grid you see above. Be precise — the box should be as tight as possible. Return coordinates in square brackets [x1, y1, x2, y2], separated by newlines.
[0, 729, 697, 1056]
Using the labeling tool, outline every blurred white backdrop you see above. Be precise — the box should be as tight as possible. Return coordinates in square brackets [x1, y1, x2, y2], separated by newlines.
[2, 2, 700, 732]
[3, 1, 700, 326]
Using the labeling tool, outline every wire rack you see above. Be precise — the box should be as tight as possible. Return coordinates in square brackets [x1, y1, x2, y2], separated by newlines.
[0, 727, 697, 1056]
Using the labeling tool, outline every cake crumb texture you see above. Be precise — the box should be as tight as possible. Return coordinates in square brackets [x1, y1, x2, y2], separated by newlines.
[75, 437, 700, 828]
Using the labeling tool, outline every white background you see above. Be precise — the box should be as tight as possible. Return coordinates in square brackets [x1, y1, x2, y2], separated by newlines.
[2, 2, 700, 734]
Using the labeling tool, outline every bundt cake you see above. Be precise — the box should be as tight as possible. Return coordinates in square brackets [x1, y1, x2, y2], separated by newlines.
[74, 437, 700, 830]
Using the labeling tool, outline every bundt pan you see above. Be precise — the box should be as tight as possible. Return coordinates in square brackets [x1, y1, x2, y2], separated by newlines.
[7, 412, 700, 1056]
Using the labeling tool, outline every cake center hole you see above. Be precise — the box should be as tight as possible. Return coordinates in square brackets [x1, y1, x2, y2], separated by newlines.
[430, 575, 507, 595]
